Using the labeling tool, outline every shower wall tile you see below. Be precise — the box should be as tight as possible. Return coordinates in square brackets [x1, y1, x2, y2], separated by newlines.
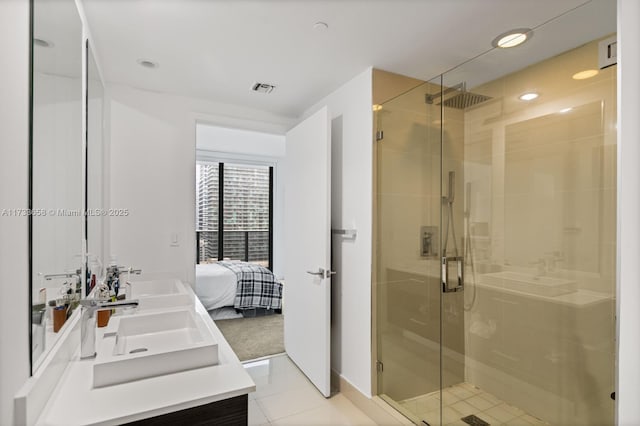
[378, 193, 428, 264]
[372, 69, 425, 106]
[379, 148, 427, 196]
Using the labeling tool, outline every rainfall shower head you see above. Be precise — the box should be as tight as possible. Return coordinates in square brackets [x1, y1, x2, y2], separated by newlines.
[442, 91, 492, 109]
[426, 82, 492, 110]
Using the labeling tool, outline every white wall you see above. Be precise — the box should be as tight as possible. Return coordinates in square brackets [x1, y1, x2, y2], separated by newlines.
[108, 84, 294, 287]
[196, 124, 286, 157]
[196, 124, 286, 278]
[31, 72, 84, 292]
[302, 68, 374, 397]
[0, 1, 31, 424]
[617, 1, 640, 424]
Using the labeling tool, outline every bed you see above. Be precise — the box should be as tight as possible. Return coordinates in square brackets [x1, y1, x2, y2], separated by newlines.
[195, 261, 283, 313]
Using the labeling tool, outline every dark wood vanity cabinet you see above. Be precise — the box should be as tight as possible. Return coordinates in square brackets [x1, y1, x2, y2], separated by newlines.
[125, 394, 248, 426]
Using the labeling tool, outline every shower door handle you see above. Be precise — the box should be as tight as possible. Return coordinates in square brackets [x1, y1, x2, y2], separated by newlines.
[442, 256, 464, 293]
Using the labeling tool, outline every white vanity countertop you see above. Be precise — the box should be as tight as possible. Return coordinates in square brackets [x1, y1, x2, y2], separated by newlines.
[35, 286, 255, 426]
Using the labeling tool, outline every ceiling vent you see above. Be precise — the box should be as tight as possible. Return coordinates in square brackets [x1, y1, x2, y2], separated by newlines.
[251, 82, 276, 94]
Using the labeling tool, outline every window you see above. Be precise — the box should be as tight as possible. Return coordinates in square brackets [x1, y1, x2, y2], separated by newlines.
[196, 161, 273, 269]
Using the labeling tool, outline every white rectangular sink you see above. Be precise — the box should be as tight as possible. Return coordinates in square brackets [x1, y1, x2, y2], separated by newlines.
[127, 279, 193, 310]
[93, 309, 218, 387]
[478, 271, 575, 296]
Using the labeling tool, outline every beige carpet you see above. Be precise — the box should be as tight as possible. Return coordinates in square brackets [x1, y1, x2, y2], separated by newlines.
[215, 314, 285, 361]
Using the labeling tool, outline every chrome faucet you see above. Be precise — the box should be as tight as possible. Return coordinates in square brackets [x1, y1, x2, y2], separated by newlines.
[44, 272, 80, 280]
[44, 271, 81, 286]
[79, 298, 139, 359]
[44, 272, 82, 300]
[119, 267, 142, 277]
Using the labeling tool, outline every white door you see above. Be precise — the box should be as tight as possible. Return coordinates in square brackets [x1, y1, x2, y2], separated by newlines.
[283, 106, 332, 397]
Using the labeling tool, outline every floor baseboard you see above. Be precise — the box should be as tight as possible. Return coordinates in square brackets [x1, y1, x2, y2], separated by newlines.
[332, 370, 413, 425]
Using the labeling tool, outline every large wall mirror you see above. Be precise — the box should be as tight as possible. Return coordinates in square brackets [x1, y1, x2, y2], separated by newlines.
[87, 41, 106, 286]
[30, 0, 83, 370]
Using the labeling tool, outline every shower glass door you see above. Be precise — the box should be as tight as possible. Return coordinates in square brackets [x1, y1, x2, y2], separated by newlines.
[438, 30, 617, 426]
[375, 77, 444, 425]
[375, 9, 616, 425]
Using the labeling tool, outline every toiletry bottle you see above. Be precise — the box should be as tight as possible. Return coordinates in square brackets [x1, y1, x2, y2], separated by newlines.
[53, 305, 66, 332]
[47, 300, 56, 324]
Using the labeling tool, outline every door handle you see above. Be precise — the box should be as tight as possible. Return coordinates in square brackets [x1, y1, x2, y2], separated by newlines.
[307, 268, 325, 277]
[442, 256, 464, 293]
[306, 268, 336, 278]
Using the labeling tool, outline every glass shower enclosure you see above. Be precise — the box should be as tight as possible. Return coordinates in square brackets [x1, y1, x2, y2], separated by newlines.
[374, 7, 617, 426]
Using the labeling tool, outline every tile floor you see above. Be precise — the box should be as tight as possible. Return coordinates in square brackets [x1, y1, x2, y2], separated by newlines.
[245, 354, 378, 426]
[399, 382, 548, 426]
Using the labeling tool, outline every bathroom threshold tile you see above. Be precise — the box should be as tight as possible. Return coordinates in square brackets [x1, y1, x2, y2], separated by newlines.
[256, 385, 328, 421]
[270, 398, 376, 426]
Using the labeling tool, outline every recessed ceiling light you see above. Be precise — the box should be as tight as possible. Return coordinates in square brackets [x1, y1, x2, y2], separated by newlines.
[137, 59, 159, 69]
[492, 28, 532, 49]
[34, 38, 53, 48]
[572, 69, 599, 80]
[372, 104, 382, 112]
[559, 107, 573, 113]
[313, 22, 329, 31]
[519, 92, 539, 101]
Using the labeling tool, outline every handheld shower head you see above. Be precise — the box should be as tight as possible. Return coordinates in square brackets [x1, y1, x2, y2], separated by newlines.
[465, 182, 471, 217]
[446, 171, 455, 204]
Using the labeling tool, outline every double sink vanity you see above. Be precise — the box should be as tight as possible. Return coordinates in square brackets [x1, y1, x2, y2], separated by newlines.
[18, 276, 255, 425]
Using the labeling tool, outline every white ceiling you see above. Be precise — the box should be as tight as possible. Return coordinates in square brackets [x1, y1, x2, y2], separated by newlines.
[34, 0, 83, 77]
[81, 0, 615, 118]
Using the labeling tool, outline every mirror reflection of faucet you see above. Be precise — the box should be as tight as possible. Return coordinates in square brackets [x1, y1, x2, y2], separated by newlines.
[105, 265, 142, 300]
[545, 251, 564, 272]
[530, 258, 547, 279]
[530, 251, 565, 278]
[105, 265, 142, 287]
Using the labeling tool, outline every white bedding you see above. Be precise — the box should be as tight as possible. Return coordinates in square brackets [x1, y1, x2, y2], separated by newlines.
[208, 307, 243, 320]
[195, 263, 238, 310]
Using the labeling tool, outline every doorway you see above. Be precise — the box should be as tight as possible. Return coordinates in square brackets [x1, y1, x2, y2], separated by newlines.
[194, 124, 285, 362]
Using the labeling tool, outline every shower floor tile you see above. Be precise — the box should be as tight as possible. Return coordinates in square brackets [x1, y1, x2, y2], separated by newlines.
[400, 383, 548, 426]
